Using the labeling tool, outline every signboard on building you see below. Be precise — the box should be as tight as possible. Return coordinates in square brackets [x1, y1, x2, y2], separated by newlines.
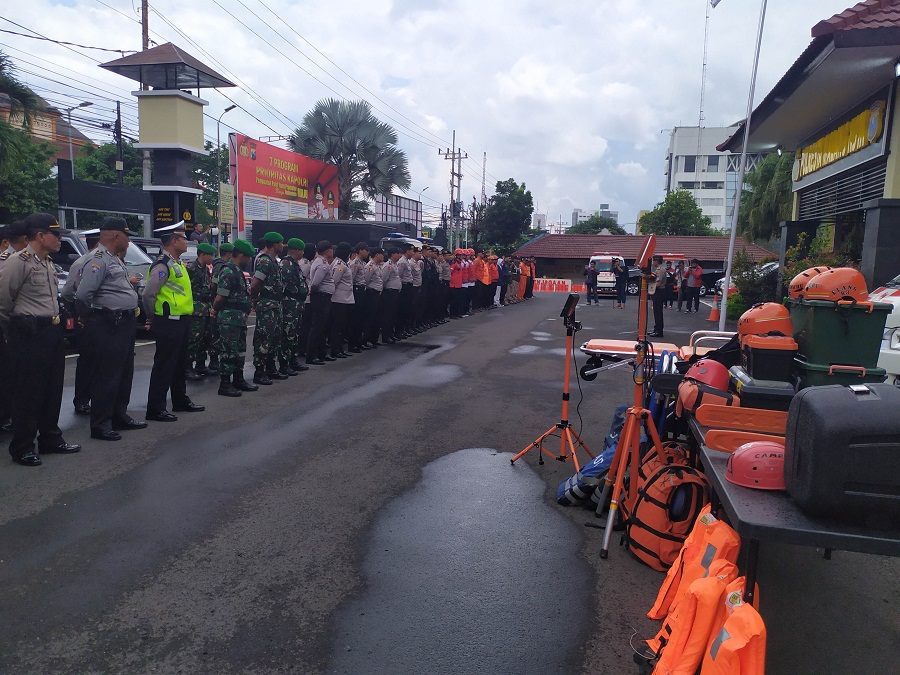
[219, 183, 235, 224]
[228, 133, 339, 235]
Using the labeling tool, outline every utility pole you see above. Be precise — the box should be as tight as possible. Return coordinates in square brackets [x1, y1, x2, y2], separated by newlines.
[481, 152, 487, 207]
[439, 130, 467, 249]
[140, 0, 151, 235]
[115, 101, 124, 186]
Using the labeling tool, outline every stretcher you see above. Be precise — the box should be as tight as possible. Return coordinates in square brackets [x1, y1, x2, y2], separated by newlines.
[704, 429, 785, 454]
[695, 404, 788, 435]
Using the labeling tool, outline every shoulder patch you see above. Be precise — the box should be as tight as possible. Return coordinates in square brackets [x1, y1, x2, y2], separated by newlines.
[158, 269, 167, 280]
[0, 251, 9, 260]
[18, 251, 30, 261]
[93, 249, 104, 259]
[90, 263, 101, 273]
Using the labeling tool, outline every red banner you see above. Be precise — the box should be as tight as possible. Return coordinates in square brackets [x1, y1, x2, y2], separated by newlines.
[229, 133, 339, 236]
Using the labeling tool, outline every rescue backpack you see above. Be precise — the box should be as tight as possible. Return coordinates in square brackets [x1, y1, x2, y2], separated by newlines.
[622, 443, 712, 571]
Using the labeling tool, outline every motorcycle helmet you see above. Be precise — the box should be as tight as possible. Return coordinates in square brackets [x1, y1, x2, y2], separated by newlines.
[738, 303, 793, 340]
[804, 267, 868, 303]
[726, 441, 786, 490]
[683, 358, 730, 391]
[788, 266, 832, 299]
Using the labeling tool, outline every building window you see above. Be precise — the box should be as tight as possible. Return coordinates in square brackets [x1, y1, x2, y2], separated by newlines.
[702, 181, 724, 190]
[700, 198, 724, 207]
[707, 155, 719, 171]
[709, 215, 722, 224]
[684, 155, 696, 173]
[679, 181, 697, 190]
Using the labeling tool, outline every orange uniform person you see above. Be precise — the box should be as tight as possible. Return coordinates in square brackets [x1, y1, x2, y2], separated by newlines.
[518, 259, 530, 301]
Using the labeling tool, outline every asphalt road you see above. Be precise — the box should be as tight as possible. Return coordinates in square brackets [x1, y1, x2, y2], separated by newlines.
[0, 294, 896, 674]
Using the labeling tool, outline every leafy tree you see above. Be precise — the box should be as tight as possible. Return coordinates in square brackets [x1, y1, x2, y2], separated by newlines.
[74, 140, 143, 188]
[566, 213, 626, 235]
[346, 196, 373, 220]
[289, 98, 411, 219]
[639, 189, 718, 236]
[738, 152, 794, 242]
[480, 178, 534, 249]
[0, 51, 44, 178]
[191, 140, 229, 214]
[0, 131, 56, 222]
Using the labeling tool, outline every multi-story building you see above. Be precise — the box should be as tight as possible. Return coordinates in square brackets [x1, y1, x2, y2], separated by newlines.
[572, 204, 619, 228]
[0, 94, 93, 164]
[664, 125, 767, 229]
[532, 212, 547, 231]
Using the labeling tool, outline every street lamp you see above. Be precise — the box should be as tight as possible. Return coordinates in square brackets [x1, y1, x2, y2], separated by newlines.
[65, 101, 93, 179]
[714, 0, 768, 331]
[417, 186, 429, 236]
[217, 104, 237, 243]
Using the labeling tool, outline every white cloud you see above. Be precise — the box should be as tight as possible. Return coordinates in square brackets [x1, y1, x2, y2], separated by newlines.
[615, 162, 648, 178]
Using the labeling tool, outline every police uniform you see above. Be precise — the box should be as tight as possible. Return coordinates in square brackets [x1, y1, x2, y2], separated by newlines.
[61, 230, 101, 414]
[329, 251, 354, 358]
[279, 239, 309, 374]
[380, 254, 401, 343]
[305, 248, 335, 364]
[396, 252, 414, 337]
[252, 234, 286, 383]
[76, 229, 143, 440]
[143, 222, 204, 421]
[0, 225, 28, 430]
[411, 253, 424, 331]
[346, 252, 368, 352]
[186, 243, 215, 377]
[361, 254, 383, 348]
[215, 239, 256, 395]
[0, 215, 80, 464]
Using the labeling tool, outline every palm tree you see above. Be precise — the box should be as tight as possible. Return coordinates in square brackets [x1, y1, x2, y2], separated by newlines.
[0, 51, 43, 177]
[738, 152, 794, 243]
[289, 98, 411, 220]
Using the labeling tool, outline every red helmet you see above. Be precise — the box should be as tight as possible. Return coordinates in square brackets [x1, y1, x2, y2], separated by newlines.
[454, 248, 464, 255]
[788, 266, 832, 299]
[804, 267, 868, 303]
[466, 248, 475, 255]
[738, 303, 793, 339]
[683, 358, 729, 390]
[726, 441, 786, 490]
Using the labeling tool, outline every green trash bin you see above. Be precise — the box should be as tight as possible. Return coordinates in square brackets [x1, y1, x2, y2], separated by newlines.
[792, 357, 887, 390]
[786, 298, 892, 368]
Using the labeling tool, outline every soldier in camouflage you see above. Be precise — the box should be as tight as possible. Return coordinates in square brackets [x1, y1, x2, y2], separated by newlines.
[186, 242, 216, 380]
[250, 231, 287, 385]
[213, 239, 259, 397]
[279, 238, 310, 376]
[207, 242, 234, 374]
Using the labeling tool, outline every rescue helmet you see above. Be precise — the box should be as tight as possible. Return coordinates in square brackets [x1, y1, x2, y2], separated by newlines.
[788, 266, 832, 299]
[738, 302, 793, 340]
[804, 267, 868, 303]
[466, 248, 475, 255]
[454, 248, 464, 255]
[683, 358, 729, 390]
[726, 441, 786, 490]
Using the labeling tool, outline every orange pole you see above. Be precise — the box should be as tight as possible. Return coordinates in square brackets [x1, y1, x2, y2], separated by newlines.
[558, 326, 573, 461]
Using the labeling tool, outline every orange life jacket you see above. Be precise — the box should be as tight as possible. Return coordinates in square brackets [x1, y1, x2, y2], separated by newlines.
[647, 558, 738, 675]
[648, 504, 742, 620]
[700, 586, 766, 675]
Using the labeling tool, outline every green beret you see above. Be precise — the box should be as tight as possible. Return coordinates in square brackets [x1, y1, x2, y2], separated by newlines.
[219, 242, 234, 253]
[287, 237, 305, 250]
[233, 239, 254, 256]
[263, 231, 284, 244]
[197, 243, 216, 255]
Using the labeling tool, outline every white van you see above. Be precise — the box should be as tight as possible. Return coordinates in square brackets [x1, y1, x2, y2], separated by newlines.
[870, 272, 900, 385]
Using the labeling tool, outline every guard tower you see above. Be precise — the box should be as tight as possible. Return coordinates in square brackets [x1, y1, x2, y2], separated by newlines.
[100, 43, 235, 234]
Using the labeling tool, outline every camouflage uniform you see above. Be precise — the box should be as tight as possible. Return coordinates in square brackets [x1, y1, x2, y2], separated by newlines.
[216, 260, 251, 375]
[208, 256, 230, 365]
[187, 258, 213, 365]
[279, 255, 308, 366]
[252, 251, 283, 368]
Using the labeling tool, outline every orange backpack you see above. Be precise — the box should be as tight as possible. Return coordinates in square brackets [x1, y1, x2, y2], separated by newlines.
[676, 380, 740, 418]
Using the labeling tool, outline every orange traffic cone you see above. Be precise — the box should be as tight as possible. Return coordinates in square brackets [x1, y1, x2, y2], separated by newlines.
[707, 295, 720, 322]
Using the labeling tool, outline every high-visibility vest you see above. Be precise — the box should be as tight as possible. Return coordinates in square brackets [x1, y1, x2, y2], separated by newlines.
[153, 258, 194, 316]
[648, 505, 741, 620]
[647, 558, 738, 674]
[700, 588, 766, 675]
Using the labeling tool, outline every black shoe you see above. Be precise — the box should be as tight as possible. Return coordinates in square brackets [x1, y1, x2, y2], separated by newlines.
[206, 359, 219, 374]
[289, 359, 309, 372]
[13, 451, 41, 466]
[218, 380, 243, 397]
[380, 338, 395, 345]
[333, 353, 348, 359]
[349, 347, 362, 353]
[279, 364, 300, 376]
[74, 404, 92, 416]
[306, 358, 326, 365]
[360, 343, 373, 350]
[268, 369, 289, 380]
[185, 369, 202, 381]
[647, 332, 664, 338]
[112, 417, 148, 431]
[173, 401, 205, 413]
[91, 429, 122, 441]
[324, 355, 337, 362]
[146, 410, 178, 422]
[0, 420, 11, 433]
[234, 376, 259, 392]
[42, 442, 82, 454]
[253, 369, 273, 385]
[195, 364, 210, 376]
[338, 351, 352, 358]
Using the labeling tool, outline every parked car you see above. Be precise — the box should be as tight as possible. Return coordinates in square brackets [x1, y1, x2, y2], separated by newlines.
[714, 262, 778, 298]
[130, 237, 198, 263]
[870, 271, 900, 386]
[626, 265, 723, 297]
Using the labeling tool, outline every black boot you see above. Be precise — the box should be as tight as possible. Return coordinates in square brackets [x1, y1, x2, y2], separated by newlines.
[234, 372, 259, 391]
[278, 360, 299, 377]
[289, 358, 309, 372]
[218, 373, 242, 397]
[253, 368, 273, 385]
[267, 359, 289, 380]
[195, 359, 209, 376]
[206, 357, 219, 374]
[185, 366, 201, 381]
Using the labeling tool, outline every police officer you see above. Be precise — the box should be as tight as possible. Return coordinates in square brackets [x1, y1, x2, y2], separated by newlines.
[347, 242, 369, 353]
[207, 242, 235, 373]
[380, 247, 402, 344]
[279, 238, 309, 375]
[0, 213, 81, 466]
[0, 220, 30, 431]
[329, 242, 354, 359]
[361, 247, 384, 349]
[186, 242, 216, 380]
[396, 245, 414, 338]
[411, 248, 424, 332]
[251, 231, 287, 384]
[305, 240, 335, 365]
[143, 221, 205, 422]
[76, 217, 146, 441]
[214, 239, 259, 397]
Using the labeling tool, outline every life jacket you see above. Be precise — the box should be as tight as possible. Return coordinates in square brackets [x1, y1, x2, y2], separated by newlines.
[622, 444, 712, 571]
[676, 380, 740, 418]
[648, 504, 742, 620]
[556, 446, 617, 506]
[700, 584, 766, 675]
[645, 558, 738, 675]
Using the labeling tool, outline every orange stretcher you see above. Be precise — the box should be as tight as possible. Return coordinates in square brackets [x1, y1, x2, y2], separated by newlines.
[580, 338, 682, 359]
[695, 404, 788, 436]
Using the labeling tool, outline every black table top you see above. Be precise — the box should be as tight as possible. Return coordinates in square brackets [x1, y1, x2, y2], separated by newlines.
[689, 418, 900, 557]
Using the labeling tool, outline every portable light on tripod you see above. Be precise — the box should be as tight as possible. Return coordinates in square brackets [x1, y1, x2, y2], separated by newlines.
[511, 293, 594, 471]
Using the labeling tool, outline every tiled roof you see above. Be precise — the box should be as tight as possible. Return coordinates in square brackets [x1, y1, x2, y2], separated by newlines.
[514, 234, 775, 262]
[812, 0, 900, 38]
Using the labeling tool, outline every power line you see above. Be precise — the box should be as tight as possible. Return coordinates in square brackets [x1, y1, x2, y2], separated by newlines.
[0, 28, 136, 55]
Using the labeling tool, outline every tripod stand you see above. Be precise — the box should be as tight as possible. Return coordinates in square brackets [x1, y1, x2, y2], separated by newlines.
[511, 294, 593, 472]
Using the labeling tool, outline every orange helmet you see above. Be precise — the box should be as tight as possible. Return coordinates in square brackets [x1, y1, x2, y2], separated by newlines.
[454, 248, 464, 255]
[803, 267, 868, 303]
[738, 303, 793, 340]
[726, 441, 786, 490]
[683, 358, 729, 390]
[788, 266, 832, 299]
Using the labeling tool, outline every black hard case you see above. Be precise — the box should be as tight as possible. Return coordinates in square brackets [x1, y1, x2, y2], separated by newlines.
[784, 383, 900, 520]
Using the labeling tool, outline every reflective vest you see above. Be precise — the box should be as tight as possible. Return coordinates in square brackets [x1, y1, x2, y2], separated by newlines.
[700, 587, 766, 675]
[648, 504, 742, 620]
[647, 558, 738, 674]
[153, 258, 194, 316]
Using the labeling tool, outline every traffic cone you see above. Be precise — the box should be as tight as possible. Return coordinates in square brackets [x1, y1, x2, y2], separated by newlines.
[707, 295, 720, 322]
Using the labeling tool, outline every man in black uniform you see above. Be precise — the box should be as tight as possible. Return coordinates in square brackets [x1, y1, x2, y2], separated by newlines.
[76, 217, 147, 441]
[0, 213, 81, 466]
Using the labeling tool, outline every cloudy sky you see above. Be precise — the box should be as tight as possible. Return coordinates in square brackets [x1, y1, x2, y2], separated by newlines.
[3, 0, 854, 232]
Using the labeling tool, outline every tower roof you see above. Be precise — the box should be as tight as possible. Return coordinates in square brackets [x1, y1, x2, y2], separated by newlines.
[100, 43, 235, 90]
